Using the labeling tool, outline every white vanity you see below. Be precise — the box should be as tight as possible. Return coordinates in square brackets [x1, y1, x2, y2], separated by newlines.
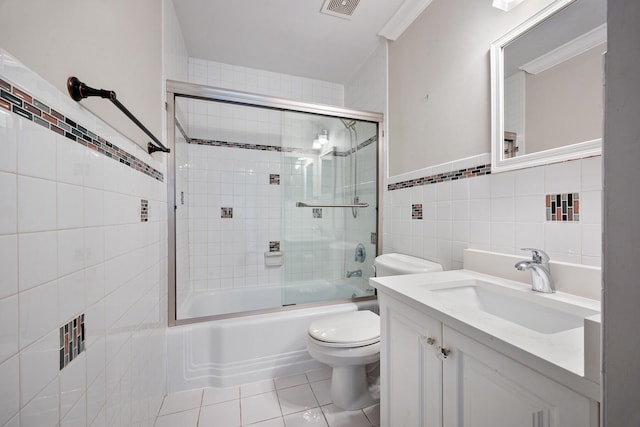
[370, 249, 601, 427]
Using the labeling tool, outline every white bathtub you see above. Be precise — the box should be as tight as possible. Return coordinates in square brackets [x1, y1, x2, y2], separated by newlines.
[167, 298, 377, 393]
[177, 279, 371, 319]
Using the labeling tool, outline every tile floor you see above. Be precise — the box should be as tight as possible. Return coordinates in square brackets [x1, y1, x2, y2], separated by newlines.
[155, 368, 380, 427]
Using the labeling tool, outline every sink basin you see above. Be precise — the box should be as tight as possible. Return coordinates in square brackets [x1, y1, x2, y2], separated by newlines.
[431, 280, 598, 334]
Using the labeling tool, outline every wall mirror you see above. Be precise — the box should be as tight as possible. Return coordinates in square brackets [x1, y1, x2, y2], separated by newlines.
[490, 0, 606, 173]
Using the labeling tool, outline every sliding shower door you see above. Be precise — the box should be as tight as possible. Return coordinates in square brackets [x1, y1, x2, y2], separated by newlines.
[169, 82, 382, 322]
[281, 112, 378, 306]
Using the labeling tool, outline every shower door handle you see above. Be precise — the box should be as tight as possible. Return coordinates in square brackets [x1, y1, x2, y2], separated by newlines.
[295, 202, 369, 208]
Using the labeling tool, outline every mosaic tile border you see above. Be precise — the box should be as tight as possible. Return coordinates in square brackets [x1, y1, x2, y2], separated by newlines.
[388, 164, 491, 191]
[221, 207, 233, 218]
[59, 314, 85, 370]
[269, 241, 280, 252]
[0, 77, 164, 182]
[312, 208, 323, 219]
[189, 135, 377, 157]
[269, 174, 280, 185]
[547, 193, 580, 222]
[141, 199, 149, 222]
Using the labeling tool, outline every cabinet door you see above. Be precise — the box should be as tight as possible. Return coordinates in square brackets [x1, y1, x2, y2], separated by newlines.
[442, 326, 591, 427]
[380, 296, 443, 427]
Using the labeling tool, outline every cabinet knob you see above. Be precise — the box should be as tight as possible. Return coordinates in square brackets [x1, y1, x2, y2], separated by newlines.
[437, 346, 452, 360]
[423, 337, 436, 346]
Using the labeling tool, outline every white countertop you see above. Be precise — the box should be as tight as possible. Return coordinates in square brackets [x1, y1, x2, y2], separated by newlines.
[371, 269, 602, 400]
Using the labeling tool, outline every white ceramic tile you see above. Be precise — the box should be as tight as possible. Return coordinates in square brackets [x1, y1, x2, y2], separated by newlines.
[0, 295, 18, 363]
[0, 116, 17, 174]
[362, 404, 380, 427]
[581, 156, 602, 191]
[275, 374, 309, 390]
[582, 224, 602, 258]
[321, 404, 371, 427]
[58, 270, 85, 325]
[0, 235, 18, 298]
[159, 389, 203, 416]
[60, 353, 86, 419]
[277, 384, 318, 416]
[18, 231, 58, 291]
[20, 330, 59, 407]
[0, 355, 19, 425]
[241, 379, 276, 397]
[58, 229, 85, 277]
[514, 195, 544, 223]
[17, 175, 56, 232]
[87, 370, 106, 425]
[305, 367, 331, 383]
[17, 122, 56, 180]
[19, 280, 58, 349]
[61, 393, 86, 427]
[20, 377, 59, 427]
[83, 149, 105, 190]
[58, 183, 84, 229]
[580, 190, 602, 224]
[491, 197, 515, 222]
[57, 137, 85, 186]
[282, 408, 328, 427]
[544, 160, 581, 194]
[451, 200, 468, 221]
[545, 223, 582, 255]
[468, 174, 491, 199]
[514, 165, 545, 196]
[199, 399, 240, 426]
[246, 417, 285, 427]
[468, 222, 491, 245]
[468, 198, 491, 222]
[154, 408, 199, 427]
[241, 391, 282, 425]
[490, 171, 515, 198]
[309, 379, 332, 406]
[202, 386, 240, 406]
[84, 227, 105, 268]
[450, 179, 469, 200]
[3, 413, 19, 427]
[490, 222, 515, 249]
[0, 171, 17, 235]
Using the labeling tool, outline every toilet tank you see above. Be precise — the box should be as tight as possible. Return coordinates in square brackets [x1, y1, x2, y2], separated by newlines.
[374, 253, 443, 277]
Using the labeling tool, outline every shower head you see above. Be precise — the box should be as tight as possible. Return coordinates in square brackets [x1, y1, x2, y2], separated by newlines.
[340, 118, 357, 130]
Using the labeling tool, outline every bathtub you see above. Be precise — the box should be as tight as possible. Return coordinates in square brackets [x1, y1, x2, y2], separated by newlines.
[167, 297, 377, 393]
[177, 279, 371, 319]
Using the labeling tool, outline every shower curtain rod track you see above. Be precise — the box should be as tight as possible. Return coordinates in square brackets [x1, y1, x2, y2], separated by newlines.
[296, 202, 369, 208]
[66, 76, 170, 154]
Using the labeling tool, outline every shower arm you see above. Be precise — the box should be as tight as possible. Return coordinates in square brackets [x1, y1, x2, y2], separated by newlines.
[66, 77, 170, 154]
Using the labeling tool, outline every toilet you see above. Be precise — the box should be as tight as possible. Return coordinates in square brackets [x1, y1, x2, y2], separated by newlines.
[306, 253, 443, 410]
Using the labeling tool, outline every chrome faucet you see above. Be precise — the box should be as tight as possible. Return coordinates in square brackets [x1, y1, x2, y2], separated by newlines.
[355, 243, 366, 263]
[515, 248, 555, 293]
[346, 269, 362, 278]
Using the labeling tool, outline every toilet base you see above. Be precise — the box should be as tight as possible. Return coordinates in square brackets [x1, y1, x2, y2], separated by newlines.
[330, 365, 377, 411]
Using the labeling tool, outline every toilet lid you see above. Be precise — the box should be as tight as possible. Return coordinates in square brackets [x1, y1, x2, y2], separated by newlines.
[308, 311, 380, 347]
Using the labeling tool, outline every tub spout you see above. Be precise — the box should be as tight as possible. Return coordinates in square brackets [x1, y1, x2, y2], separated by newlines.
[347, 269, 362, 278]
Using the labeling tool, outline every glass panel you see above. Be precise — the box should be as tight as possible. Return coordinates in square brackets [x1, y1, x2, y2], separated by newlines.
[281, 111, 378, 306]
[173, 95, 378, 320]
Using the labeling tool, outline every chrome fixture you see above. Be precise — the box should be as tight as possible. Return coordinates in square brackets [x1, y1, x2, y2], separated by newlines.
[492, 0, 526, 12]
[355, 243, 366, 263]
[514, 248, 555, 293]
[346, 269, 362, 278]
[340, 118, 360, 218]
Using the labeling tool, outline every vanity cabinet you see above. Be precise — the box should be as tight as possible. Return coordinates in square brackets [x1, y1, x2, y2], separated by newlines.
[380, 295, 594, 427]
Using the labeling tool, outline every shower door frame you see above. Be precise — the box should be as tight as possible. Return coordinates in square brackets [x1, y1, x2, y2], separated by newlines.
[166, 80, 385, 327]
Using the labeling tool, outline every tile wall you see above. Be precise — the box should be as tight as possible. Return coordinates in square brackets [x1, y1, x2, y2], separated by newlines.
[0, 50, 168, 426]
[383, 153, 602, 270]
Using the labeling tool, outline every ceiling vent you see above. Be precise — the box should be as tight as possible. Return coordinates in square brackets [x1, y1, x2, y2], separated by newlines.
[321, 0, 361, 20]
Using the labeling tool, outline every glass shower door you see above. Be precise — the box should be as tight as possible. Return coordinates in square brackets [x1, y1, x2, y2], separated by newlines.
[281, 111, 378, 306]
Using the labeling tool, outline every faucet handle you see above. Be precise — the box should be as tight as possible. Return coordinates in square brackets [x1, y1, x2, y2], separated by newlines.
[521, 248, 550, 265]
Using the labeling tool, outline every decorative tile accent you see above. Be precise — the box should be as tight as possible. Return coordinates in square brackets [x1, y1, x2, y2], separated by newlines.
[546, 193, 580, 222]
[412, 203, 423, 220]
[370, 232, 377, 245]
[312, 208, 323, 219]
[269, 174, 280, 185]
[59, 314, 85, 370]
[140, 199, 149, 222]
[269, 241, 280, 252]
[0, 77, 164, 182]
[388, 164, 491, 191]
[221, 207, 233, 218]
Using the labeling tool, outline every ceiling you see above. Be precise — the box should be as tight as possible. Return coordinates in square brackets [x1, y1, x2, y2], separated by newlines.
[172, 0, 407, 84]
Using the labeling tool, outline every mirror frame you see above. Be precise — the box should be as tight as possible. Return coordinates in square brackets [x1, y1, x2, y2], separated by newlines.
[490, 0, 603, 173]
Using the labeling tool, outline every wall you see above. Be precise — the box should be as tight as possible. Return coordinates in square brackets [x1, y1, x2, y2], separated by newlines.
[603, 0, 640, 424]
[0, 0, 164, 150]
[387, 0, 553, 175]
[0, 51, 167, 426]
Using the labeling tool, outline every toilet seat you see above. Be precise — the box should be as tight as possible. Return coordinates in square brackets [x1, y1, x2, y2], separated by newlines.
[308, 311, 380, 348]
